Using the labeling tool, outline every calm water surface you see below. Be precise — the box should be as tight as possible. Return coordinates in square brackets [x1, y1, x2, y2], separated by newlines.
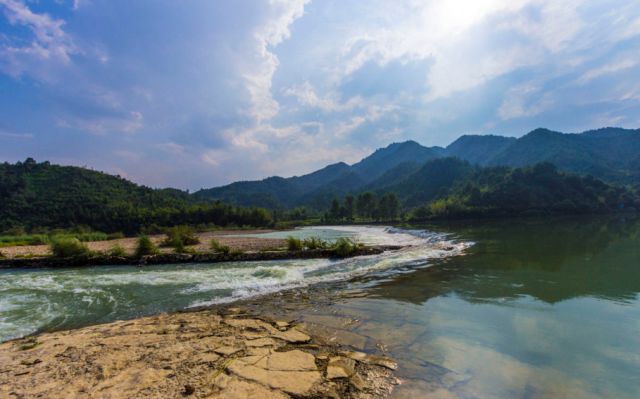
[324, 217, 640, 398]
[1, 217, 639, 398]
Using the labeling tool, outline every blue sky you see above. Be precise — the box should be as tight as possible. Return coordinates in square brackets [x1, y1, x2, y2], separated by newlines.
[1, 0, 639, 190]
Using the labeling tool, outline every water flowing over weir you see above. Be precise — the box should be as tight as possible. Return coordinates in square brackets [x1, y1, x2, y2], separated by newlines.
[0, 226, 471, 342]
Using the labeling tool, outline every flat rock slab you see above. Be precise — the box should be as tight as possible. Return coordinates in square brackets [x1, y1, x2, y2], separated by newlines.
[0, 312, 397, 398]
[267, 350, 317, 371]
[228, 361, 321, 396]
[209, 375, 290, 399]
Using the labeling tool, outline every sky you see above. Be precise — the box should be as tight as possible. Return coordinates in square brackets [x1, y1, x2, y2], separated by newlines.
[1, 0, 639, 190]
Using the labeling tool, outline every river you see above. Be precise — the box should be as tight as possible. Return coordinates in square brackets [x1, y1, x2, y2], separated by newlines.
[1, 216, 638, 398]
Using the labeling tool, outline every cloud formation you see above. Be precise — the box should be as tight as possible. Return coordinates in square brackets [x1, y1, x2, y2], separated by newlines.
[0, 0, 639, 189]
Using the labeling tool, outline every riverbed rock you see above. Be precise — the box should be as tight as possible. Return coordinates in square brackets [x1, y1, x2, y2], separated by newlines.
[326, 356, 356, 379]
[0, 309, 397, 398]
[267, 350, 317, 371]
[341, 350, 398, 370]
[228, 360, 321, 396]
[273, 328, 311, 343]
[209, 376, 291, 399]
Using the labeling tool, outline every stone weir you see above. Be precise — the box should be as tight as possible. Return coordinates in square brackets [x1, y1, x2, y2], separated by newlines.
[0, 245, 404, 269]
[0, 307, 399, 398]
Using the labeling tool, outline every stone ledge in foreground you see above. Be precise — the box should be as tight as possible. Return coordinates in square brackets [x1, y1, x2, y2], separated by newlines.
[0, 245, 404, 269]
[0, 309, 399, 398]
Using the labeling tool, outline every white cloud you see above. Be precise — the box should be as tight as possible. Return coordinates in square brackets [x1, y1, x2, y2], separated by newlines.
[0, 0, 78, 79]
[242, 0, 309, 122]
[284, 81, 364, 112]
[498, 84, 554, 120]
[577, 59, 638, 84]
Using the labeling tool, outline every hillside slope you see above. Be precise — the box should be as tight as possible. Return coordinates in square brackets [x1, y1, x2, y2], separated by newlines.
[0, 159, 272, 232]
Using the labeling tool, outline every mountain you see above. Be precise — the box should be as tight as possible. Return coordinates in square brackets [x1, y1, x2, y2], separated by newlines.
[351, 140, 443, 181]
[473, 127, 640, 186]
[195, 140, 444, 208]
[0, 159, 272, 233]
[411, 162, 639, 219]
[444, 134, 516, 165]
[193, 162, 356, 209]
[383, 158, 475, 207]
[196, 127, 640, 209]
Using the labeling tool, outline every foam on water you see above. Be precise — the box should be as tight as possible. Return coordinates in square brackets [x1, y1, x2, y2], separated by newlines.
[0, 226, 471, 342]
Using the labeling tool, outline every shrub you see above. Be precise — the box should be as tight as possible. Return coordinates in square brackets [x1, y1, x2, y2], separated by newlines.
[135, 235, 159, 257]
[229, 248, 244, 256]
[332, 237, 361, 257]
[173, 240, 196, 254]
[210, 239, 231, 254]
[107, 232, 125, 240]
[162, 225, 200, 248]
[50, 237, 92, 258]
[107, 244, 127, 257]
[287, 236, 303, 251]
[302, 236, 329, 250]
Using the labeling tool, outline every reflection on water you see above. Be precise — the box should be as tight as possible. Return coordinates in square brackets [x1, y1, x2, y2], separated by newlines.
[318, 216, 640, 399]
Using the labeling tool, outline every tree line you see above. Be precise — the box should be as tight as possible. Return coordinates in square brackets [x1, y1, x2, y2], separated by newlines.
[323, 192, 402, 222]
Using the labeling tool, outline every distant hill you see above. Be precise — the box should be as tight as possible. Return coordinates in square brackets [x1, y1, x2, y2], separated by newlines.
[195, 127, 640, 209]
[486, 127, 640, 185]
[350, 140, 443, 181]
[444, 134, 516, 165]
[409, 162, 639, 220]
[0, 159, 272, 232]
[194, 140, 443, 208]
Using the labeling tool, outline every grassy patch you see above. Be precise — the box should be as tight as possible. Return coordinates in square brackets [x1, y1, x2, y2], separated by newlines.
[286, 236, 303, 251]
[210, 239, 231, 254]
[0, 231, 115, 248]
[0, 234, 48, 247]
[107, 244, 127, 257]
[161, 225, 200, 248]
[135, 235, 159, 257]
[332, 237, 362, 257]
[50, 237, 93, 258]
[173, 240, 196, 254]
[302, 236, 329, 250]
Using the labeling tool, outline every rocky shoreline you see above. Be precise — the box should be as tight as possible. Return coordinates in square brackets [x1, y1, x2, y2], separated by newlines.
[0, 245, 403, 269]
[0, 307, 399, 398]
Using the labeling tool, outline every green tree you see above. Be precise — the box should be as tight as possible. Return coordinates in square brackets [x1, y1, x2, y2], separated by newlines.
[329, 199, 341, 221]
[356, 192, 376, 219]
[344, 195, 355, 221]
[378, 192, 400, 220]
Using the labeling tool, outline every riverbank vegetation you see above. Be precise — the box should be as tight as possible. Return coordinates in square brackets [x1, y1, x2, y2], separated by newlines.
[320, 161, 639, 223]
[134, 236, 159, 257]
[286, 236, 362, 257]
[49, 237, 93, 258]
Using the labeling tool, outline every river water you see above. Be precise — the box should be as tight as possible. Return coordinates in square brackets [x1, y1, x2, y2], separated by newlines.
[1, 217, 639, 398]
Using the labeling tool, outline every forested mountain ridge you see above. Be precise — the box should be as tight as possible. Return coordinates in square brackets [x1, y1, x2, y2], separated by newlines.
[195, 127, 640, 209]
[0, 159, 272, 232]
[3, 126, 638, 232]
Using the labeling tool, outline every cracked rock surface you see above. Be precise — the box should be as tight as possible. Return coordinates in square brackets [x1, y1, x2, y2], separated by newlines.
[0, 308, 398, 398]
